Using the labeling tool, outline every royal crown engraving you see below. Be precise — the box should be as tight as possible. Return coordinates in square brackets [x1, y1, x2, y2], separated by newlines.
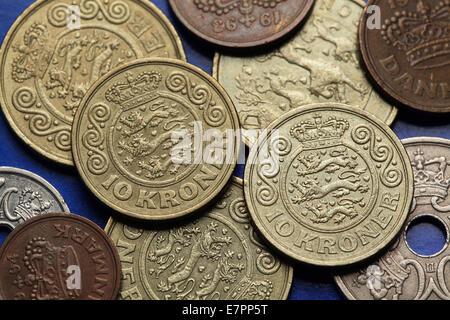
[105, 71, 162, 110]
[10, 237, 82, 300]
[194, 0, 286, 28]
[381, 0, 450, 69]
[0, 179, 53, 228]
[285, 114, 372, 227]
[289, 113, 350, 148]
[411, 148, 450, 206]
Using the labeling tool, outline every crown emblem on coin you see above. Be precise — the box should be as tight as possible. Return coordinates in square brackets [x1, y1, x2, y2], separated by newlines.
[13, 187, 52, 220]
[380, 0, 450, 69]
[411, 148, 450, 201]
[23, 237, 81, 300]
[289, 114, 349, 148]
[105, 71, 162, 110]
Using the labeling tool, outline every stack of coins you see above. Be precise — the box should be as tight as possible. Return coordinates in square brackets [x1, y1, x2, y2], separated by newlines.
[0, 0, 448, 301]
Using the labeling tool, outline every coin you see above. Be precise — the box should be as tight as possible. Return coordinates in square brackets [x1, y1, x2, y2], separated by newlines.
[169, 0, 314, 48]
[0, 167, 69, 231]
[335, 137, 450, 300]
[0, 212, 121, 300]
[244, 103, 413, 266]
[359, 0, 450, 113]
[213, 0, 398, 146]
[0, 0, 186, 166]
[105, 177, 293, 300]
[72, 58, 241, 221]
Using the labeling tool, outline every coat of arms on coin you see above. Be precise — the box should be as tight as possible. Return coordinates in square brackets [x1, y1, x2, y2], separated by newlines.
[359, 0, 450, 113]
[169, 0, 314, 48]
[0, 0, 186, 165]
[72, 58, 240, 221]
[336, 137, 450, 300]
[105, 178, 293, 300]
[0, 213, 121, 300]
[244, 103, 413, 266]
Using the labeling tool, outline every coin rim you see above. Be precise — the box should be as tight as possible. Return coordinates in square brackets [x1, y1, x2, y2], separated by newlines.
[358, 0, 449, 113]
[334, 136, 450, 299]
[212, 0, 398, 146]
[0, 212, 122, 300]
[104, 176, 294, 300]
[243, 102, 413, 266]
[0, 0, 187, 166]
[169, 0, 315, 48]
[0, 166, 70, 215]
[73, 57, 241, 221]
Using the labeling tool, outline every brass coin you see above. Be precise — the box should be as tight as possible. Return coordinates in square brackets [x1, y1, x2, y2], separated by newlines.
[213, 0, 398, 146]
[168, 0, 314, 48]
[105, 177, 293, 300]
[335, 137, 450, 300]
[0, 0, 186, 166]
[72, 58, 240, 221]
[244, 103, 413, 266]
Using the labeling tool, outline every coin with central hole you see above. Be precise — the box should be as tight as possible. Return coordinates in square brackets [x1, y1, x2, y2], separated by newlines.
[244, 103, 413, 266]
[0, 213, 121, 300]
[335, 137, 450, 300]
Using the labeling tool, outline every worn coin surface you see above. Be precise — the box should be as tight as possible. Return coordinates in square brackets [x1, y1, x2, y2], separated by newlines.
[244, 103, 413, 266]
[359, 0, 450, 113]
[72, 58, 240, 221]
[0, 0, 186, 166]
[105, 177, 293, 300]
[0, 167, 69, 231]
[335, 137, 450, 300]
[169, 0, 314, 48]
[213, 0, 398, 145]
[0, 212, 121, 300]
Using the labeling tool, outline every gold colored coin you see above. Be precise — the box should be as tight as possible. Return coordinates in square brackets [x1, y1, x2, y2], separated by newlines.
[0, 0, 185, 166]
[105, 177, 293, 300]
[244, 103, 413, 266]
[213, 0, 398, 146]
[72, 58, 240, 221]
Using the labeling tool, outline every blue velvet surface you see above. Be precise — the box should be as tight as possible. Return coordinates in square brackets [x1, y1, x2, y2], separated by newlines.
[0, 0, 449, 300]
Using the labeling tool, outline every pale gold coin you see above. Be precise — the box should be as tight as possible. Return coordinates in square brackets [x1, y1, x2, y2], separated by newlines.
[213, 0, 398, 146]
[72, 58, 240, 221]
[105, 177, 293, 300]
[244, 103, 413, 266]
[0, 0, 185, 166]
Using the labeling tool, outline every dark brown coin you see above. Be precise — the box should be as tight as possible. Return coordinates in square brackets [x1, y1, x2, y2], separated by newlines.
[359, 0, 450, 113]
[169, 0, 315, 48]
[0, 213, 121, 300]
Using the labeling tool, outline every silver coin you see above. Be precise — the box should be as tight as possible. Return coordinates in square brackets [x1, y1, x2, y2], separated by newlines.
[0, 167, 69, 230]
[335, 137, 450, 300]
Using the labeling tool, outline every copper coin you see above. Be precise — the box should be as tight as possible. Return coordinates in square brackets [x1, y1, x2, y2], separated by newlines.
[169, 0, 315, 48]
[359, 0, 450, 113]
[0, 213, 121, 300]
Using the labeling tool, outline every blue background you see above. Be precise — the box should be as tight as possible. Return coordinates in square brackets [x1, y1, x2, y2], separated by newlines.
[0, 0, 449, 300]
